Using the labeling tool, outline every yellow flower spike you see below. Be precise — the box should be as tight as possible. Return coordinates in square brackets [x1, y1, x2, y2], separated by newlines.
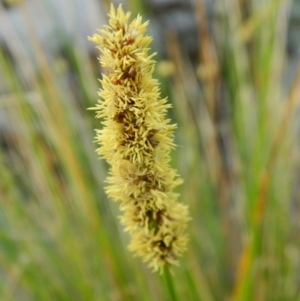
[89, 4, 190, 272]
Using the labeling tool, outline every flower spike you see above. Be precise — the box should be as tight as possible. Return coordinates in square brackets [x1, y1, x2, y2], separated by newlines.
[89, 4, 190, 272]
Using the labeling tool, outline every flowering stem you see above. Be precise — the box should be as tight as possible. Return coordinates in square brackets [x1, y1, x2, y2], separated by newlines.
[163, 266, 179, 301]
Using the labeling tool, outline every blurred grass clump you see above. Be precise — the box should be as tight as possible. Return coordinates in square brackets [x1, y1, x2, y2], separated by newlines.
[0, 0, 300, 300]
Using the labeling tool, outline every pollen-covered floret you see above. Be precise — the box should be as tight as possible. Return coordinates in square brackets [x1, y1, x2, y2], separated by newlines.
[89, 4, 190, 272]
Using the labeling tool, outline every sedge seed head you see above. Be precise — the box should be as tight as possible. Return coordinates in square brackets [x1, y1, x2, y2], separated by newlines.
[89, 4, 190, 272]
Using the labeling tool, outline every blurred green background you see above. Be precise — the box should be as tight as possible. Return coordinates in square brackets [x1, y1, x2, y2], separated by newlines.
[1, 0, 300, 300]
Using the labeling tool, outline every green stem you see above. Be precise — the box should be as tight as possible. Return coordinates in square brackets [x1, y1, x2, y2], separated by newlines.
[162, 265, 179, 301]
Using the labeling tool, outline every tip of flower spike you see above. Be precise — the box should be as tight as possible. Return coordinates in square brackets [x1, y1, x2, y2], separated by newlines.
[109, 3, 116, 18]
[107, 3, 131, 28]
[87, 106, 100, 111]
[87, 35, 99, 44]
[116, 4, 124, 19]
